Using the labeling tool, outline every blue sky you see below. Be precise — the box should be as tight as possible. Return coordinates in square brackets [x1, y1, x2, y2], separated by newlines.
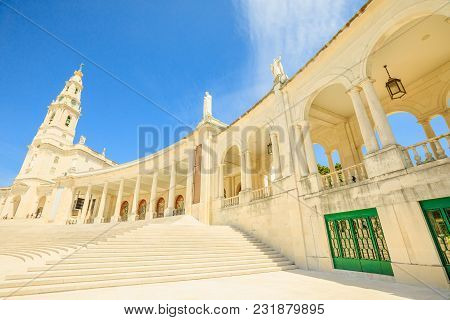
[0, 0, 446, 185]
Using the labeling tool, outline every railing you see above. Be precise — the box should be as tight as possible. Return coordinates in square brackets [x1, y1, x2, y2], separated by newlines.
[173, 208, 185, 216]
[251, 186, 273, 201]
[222, 195, 240, 208]
[321, 163, 368, 190]
[402, 133, 449, 167]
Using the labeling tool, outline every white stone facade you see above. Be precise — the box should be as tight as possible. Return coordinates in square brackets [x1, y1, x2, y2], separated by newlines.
[0, 0, 449, 289]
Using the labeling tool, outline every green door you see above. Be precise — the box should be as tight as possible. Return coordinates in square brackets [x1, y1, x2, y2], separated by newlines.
[325, 208, 393, 276]
[420, 197, 450, 279]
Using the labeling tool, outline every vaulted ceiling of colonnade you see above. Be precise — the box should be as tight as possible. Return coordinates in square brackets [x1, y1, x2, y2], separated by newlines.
[308, 83, 364, 169]
[367, 15, 450, 106]
[308, 83, 355, 140]
[223, 146, 241, 176]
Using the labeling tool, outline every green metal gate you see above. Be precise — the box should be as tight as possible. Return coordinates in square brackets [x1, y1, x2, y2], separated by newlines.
[420, 197, 450, 279]
[325, 208, 393, 276]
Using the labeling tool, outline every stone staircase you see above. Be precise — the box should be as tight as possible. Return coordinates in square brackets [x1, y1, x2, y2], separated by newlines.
[0, 216, 295, 297]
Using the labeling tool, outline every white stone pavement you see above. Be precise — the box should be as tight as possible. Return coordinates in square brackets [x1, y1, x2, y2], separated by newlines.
[9, 269, 449, 300]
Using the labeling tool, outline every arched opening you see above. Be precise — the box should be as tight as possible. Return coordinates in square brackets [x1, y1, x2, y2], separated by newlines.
[308, 83, 365, 168]
[120, 201, 129, 222]
[430, 114, 449, 135]
[175, 195, 184, 209]
[306, 83, 370, 188]
[366, 14, 450, 147]
[332, 150, 342, 171]
[387, 112, 426, 146]
[222, 146, 241, 199]
[155, 197, 165, 218]
[33, 196, 46, 219]
[174, 195, 185, 216]
[137, 199, 146, 220]
[65, 115, 71, 127]
[313, 143, 328, 173]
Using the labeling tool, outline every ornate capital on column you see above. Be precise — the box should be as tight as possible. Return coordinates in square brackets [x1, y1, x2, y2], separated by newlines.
[359, 77, 376, 87]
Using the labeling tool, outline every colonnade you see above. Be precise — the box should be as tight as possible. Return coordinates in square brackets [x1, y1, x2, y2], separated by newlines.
[295, 78, 398, 178]
[71, 157, 193, 224]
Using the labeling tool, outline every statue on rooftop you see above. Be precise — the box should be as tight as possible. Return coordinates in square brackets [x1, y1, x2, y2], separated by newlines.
[271, 56, 288, 85]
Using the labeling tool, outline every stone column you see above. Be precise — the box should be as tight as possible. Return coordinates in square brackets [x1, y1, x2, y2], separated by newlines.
[79, 184, 92, 223]
[299, 121, 318, 174]
[185, 151, 194, 215]
[165, 161, 176, 217]
[347, 87, 379, 154]
[270, 132, 282, 180]
[112, 179, 124, 222]
[294, 124, 309, 177]
[239, 151, 246, 191]
[244, 150, 253, 191]
[218, 163, 225, 198]
[360, 79, 396, 147]
[147, 172, 158, 220]
[442, 110, 450, 129]
[49, 186, 74, 223]
[129, 175, 141, 221]
[326, 152, 335, 172]
[94, 182, 108, 223]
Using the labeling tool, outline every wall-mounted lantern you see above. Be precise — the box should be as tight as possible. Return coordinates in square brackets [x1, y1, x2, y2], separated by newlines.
[384, 65, 406, 100]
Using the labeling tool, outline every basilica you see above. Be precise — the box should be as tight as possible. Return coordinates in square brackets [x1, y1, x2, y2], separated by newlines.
[0, 0, 449, 294]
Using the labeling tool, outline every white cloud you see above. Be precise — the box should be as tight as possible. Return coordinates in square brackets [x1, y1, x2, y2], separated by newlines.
[231, 1, 355, 96]
[212, 0, 364, 123]
[235, 0, 350, 77]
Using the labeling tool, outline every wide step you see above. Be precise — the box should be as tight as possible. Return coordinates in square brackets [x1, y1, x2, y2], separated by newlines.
[0, 265, 297, 297]
[0, 219, 295, 297]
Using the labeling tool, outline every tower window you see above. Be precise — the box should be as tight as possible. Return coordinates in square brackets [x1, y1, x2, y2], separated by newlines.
[65, 86, 69, 91]
[74, 88, 78, 94]
[53, 156, 59, 164]
[65, 115, 71, 127]
[49, 112, 55, 124]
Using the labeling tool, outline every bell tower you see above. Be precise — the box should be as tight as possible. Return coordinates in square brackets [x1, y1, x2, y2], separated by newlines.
[35, 64, 84, 146]
[16, 65, 84, 180]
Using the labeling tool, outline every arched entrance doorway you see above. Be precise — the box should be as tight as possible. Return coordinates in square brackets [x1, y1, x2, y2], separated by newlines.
[137, 199, 147, 220]
[120, 201, 129, 222]
[174, 195, 184, 215]
[155, 197, 165, 218]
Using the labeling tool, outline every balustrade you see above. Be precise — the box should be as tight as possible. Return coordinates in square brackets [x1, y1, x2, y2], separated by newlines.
[321, 163, 368, 190]
[222, 195, 240, 208]
[251, 186, 273, 201]
[402, 133, 449, 167]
